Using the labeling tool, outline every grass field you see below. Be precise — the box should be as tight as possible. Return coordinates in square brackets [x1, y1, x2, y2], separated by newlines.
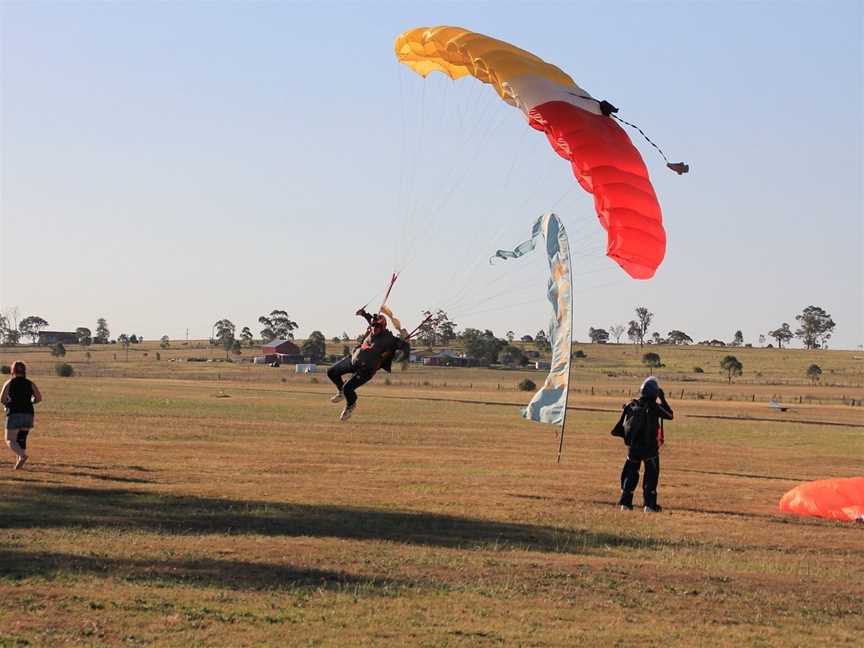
[1, 342, 862, 646]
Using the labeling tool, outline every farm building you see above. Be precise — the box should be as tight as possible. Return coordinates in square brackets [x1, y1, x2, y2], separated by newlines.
[37, 331, 79, 345]
[262, 339, 300, 355]
[422, 352, 475, 367]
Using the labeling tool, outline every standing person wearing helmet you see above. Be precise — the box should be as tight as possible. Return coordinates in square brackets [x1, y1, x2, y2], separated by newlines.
[326, 308, 409, 421]
[1, 361, 43, 470]
[613, 376, 673, 512]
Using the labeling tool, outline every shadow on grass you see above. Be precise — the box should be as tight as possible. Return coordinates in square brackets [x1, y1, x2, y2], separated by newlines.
[0, 548, 407, 594]
[1, 483, 669, 554]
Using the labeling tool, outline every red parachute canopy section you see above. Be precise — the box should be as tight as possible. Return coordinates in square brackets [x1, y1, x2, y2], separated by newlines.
[778, 477, 864, 522]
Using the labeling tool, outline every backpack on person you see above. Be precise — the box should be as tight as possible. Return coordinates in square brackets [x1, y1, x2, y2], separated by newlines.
[622, 399, 652, 447]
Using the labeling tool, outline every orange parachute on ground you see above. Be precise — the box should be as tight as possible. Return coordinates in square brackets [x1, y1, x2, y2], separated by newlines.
[778, 477, 864, 522]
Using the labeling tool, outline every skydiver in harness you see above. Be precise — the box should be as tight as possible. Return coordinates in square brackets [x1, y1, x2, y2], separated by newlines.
[327, 308, 410, 421]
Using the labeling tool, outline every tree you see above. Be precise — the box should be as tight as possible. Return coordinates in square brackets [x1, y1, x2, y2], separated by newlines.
[634, 306, 653, 347]
[258, 310, 298, 342]
[499, 345, 527, 366]
[435, 311, 457, 344]
[520, 334, 534, 343]
[795, 306, 835, 350]
[627, 320, 641, 344]
[231, 340, 242, 355]
[160, 335, 170, 349]
[758, 334, 766, 347]
[130, 334, 139, 344]
[609, 324, 625, 343]
[240, 327, 254, 347]
[651, 332, 662, 345]
[417, 311, 437, 348]
[732, 330, 744, 347]
[118, 334, 131, 361]
[588, 327, 609, 344]
[302, 331, 327, 363]
[463, 328, 506, 365]
[95, 318, 110, 344]
[806, 364, 822, 384]
[534, 329, 550, 352]
[768, 323, 793, 349]
[720, 355, 743, 383]
[19, 316, 49, 344]
[50, 343, 66, 357]
[505, 330, 515, 343]
[642, 352, 662, 368]
[667, 330, 693, 345]
[214, 319, 236, 358]
[76, 327, 92, 346]
[341, 332, 350, 342]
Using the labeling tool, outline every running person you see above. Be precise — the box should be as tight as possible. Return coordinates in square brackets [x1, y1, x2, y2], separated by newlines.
[327, 308, 410, 421]
[1, 361, 43, 470]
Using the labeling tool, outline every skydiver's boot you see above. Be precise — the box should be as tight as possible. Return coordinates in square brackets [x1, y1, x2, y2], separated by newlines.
[330, 391, 344, 403]
[339, 403, 356, 421]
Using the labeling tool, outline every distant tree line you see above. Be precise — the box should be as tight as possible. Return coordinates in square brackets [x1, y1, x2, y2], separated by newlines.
[592, 304, 836, 350]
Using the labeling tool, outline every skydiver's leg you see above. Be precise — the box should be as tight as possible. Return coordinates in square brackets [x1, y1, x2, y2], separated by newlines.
[618, 456, 640, 509]
[327, 356, 354, 392]
[642, 454, 660, 510]
[342, 368, 374, 408]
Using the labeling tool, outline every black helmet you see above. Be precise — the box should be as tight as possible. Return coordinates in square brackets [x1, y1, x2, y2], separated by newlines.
[640, 376, 660, 399]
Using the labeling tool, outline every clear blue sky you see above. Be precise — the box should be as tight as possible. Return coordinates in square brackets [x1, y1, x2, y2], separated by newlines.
[1, 1, 861, 348]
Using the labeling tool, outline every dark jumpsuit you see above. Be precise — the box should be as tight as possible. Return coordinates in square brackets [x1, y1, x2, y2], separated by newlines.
[617, 397, 673, 509]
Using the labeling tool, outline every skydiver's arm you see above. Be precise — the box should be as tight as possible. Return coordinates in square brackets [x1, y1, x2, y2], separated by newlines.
[31, 382, 43, 404]
[355, 308, 374, 325]
[0, 380, 10, 405]
[657, 390, 673, 420]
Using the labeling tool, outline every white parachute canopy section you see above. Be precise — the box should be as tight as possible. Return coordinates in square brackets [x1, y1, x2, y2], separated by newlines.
[493, 213, 573, 434]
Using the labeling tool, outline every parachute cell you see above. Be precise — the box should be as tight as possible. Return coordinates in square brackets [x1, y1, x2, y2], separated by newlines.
[778, 477, 864, 522]
[395, 26, 666, 279]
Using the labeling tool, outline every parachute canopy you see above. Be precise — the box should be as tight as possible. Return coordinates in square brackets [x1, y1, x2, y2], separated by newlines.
[395, 26, 667, 279]
[778, 477, 864, 522]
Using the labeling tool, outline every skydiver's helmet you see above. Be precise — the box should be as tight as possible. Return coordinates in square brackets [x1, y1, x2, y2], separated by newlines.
[371, 314, 387, 335]
[640, 376, 660, 400]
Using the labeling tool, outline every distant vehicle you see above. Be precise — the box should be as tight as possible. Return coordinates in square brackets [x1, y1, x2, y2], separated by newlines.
[769, 399, 789, 412]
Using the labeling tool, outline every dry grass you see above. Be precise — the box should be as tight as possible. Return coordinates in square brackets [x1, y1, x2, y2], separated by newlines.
[1, 343, 862, 646]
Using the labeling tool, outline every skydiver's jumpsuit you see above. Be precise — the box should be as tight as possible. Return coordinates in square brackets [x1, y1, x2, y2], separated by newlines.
[327, 314, 409, 407]
[615, 396, 673, 509]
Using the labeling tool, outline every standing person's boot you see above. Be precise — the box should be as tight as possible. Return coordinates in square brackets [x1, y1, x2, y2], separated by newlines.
[643, 490, 662, 512]
[618, 491, 634, 511]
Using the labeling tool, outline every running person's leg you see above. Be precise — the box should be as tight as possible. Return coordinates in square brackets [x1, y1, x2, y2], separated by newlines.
[5, 427, 26, 468]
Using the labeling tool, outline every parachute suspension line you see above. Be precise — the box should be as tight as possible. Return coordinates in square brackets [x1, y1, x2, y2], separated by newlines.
[436, 121, 534, 307]
[610, 113, 689, 174]
[398, 92, 509, 272]
[399, 80, 428, 270]
[394, 64, 409, 271]
[378, 272, 399, 313]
